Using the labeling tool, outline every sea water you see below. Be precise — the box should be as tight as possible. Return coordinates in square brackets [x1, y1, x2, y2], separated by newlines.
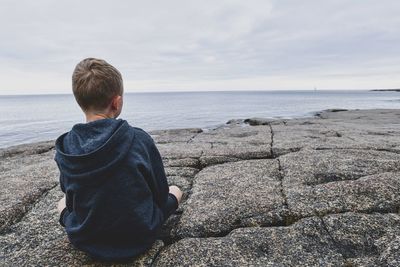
[0, 90, 399, 148]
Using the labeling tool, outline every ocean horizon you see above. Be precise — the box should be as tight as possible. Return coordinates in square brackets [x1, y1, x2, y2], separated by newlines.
[0, 90, 399, 149]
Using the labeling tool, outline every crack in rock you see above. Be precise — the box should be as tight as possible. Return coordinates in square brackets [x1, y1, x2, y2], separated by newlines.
[268, 123, 290, 222]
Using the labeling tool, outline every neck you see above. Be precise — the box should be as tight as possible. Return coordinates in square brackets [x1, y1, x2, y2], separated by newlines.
[85, 112, 113, 123]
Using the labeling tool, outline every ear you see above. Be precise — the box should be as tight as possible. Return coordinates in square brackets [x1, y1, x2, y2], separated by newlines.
[111, 95, 122, 111]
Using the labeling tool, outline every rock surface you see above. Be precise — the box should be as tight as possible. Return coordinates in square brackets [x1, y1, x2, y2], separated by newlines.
[175, 159, 285, 238]
[0, 143, 58, 233]
[1, 109, 400, 266]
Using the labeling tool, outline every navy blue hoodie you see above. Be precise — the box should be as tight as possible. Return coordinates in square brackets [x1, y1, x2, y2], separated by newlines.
[54, 118, 178, 261]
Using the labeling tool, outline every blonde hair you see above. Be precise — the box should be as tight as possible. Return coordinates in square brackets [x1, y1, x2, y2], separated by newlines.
[72, 58, 123, 111]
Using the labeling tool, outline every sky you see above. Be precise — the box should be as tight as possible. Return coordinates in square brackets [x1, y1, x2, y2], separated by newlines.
[0, 0, 399, 95]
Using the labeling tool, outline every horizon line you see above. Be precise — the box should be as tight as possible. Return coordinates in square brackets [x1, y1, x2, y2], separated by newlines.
[0, 88, 398, 97]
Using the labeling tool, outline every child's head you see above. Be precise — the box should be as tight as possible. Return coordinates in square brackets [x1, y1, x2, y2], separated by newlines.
[72, 58, 124, 118]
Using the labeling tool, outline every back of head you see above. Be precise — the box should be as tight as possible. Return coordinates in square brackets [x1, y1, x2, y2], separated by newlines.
[72, 58, 123, 112]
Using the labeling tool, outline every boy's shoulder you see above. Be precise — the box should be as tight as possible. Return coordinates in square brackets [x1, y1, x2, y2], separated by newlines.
[128, 125, 155, 145]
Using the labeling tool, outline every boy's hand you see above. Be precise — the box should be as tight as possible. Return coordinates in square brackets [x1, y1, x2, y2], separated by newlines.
[169, 186, 183, 204]
[57, 195, 66, 214]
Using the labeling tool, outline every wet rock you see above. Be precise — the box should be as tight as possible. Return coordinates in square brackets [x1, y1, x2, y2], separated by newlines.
[316, 108, 400, 121]
[244, 117, 274, 125]
[315, 109, 348, 118]
[226, 119, 244, 125]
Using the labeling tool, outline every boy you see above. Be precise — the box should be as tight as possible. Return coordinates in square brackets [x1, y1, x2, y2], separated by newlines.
[55, 58, 183, 261]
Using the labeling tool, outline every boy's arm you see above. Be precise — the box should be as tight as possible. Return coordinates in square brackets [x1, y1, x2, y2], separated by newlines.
[144, 137, 178, 219]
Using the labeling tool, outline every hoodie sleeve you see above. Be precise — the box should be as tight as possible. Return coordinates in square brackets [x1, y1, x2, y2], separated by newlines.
[54, 157, 66, 193]
[143, 134, 178, 219]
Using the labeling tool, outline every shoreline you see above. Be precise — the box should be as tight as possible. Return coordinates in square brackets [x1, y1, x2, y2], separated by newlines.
[1, 110, 324, 150]
[371, 88, 400, 92]
[2, 90, 400, 149]
[0, 107, 392, 150]
[1, 88, 398, 97]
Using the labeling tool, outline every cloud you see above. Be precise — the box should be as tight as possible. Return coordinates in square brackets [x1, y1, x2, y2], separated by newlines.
[0, 0, 399, 94]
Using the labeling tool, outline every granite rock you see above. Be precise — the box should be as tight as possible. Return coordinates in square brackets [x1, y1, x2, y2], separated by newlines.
[1, 109, 400, 266]
[175, 159, 285, 238]
[154, 213, 400, 266]
[280, 149, 400, 218]
[149, 128, 203, 144]
[0, 148, 58, 233]
[271, 109, 400, 155]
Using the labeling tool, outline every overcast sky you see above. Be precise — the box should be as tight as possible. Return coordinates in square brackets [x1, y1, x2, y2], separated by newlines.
[0, 0, 399, 94]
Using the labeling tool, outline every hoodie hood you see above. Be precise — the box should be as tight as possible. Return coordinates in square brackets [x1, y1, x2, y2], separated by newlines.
[55, 118, 134, 180]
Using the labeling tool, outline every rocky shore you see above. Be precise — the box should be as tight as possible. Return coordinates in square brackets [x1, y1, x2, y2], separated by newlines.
[1, 109, 399, 266]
